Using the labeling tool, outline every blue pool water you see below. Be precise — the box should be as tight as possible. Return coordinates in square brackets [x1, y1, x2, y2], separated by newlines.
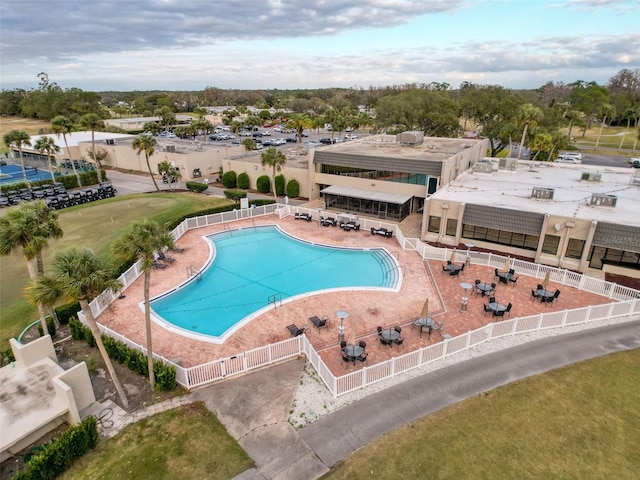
[0, 165, 53, 185]
[150, 225, 400, 341]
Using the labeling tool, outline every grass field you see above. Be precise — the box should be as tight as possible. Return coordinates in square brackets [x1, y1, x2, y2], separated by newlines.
[0, 117, 51, 154]
[59, 403, 254, 480]
[324, 348, 640, 479]
[570, 125, 639, 152]
[0, 192, 233, 347]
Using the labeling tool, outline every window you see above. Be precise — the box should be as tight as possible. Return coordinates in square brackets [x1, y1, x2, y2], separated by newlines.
[565, 238, 585, 259]
[542, 235, 560, 255]
[461, 224, 539, 251]
[428, 216, 441, 233]
[446, 219, 457, 236]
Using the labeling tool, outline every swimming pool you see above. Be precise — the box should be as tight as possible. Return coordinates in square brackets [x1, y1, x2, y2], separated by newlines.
[150, 225, 401, 342]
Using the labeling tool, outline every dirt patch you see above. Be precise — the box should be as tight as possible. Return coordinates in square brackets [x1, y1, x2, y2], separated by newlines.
[0, 324, 185, 479]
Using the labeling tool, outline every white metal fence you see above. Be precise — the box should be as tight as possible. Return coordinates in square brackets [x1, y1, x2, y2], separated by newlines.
[81, 206, 640, 394]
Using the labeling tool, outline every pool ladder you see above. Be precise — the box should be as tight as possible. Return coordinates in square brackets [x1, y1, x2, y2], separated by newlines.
[187, 265, 202, 282]
[268, 293, 282, 309]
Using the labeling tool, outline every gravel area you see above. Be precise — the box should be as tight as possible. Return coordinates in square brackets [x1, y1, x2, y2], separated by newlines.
[288, 314, 638, 428]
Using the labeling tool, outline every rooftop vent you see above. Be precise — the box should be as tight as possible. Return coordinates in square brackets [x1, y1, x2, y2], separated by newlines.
[165, 145, 176, 153]
[531, 187, 554, 200]
[396, 131, 424, 145]
[105, 139, 115, 145]
[581, 171, 601, 182]
[589, 194, 617, 207]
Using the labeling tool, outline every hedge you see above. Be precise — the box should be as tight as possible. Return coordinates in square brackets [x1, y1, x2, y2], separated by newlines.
[223, 190, 247, 202]
[275, 174, 285, 196]
[55, 302, 81, 325]
[185, 181, 209, 193]
[37, 316, 57, 338]
[68, 318, 177, 391]
[164, 203, 239, 231]
[256, 175, 271, 193]
[12, 416, 98, 480]
[222, 171, 237, 188]
[286, 178, 300, 198]
[237, 172, 250, 189]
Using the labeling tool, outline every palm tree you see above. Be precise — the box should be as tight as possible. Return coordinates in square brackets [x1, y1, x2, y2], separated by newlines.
[132, 133, 160, 191]
[516, 104, 543, 160]
[286, 113, 312, 144]
[51, 115, 81, 186]
[157, 160, 181, 191]
[261, 147, 286, 202]
[111, 220, 174, 389]
[594, 104, 616, 149]
[34, 136, 60, 182]
[79, 113, 104, 178]
[0, 200, 63, 334]
[3, 129, 32, 186]
[27, 247, 128, 408]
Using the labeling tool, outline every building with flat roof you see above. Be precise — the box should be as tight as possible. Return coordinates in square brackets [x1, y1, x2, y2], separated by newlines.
[422, 158, 640, 276]
[104, 115, 193, 131]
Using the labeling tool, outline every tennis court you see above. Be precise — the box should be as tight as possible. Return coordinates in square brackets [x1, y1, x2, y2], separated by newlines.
[0, 164, 53, 185]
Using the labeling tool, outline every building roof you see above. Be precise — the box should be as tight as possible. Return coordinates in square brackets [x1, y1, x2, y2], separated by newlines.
[27, 132, 134, 149]
[105, 115, 193, 126]
[431, 160, 640, 227]
[321, 185, 413, 204]
[321, 134, 483, 161]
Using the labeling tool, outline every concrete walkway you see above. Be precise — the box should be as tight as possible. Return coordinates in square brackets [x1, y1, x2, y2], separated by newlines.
[82, 320, 639, 479]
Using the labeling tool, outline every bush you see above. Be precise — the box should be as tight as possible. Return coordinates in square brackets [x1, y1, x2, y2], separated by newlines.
[275, 174, 285, 196]
[57, 174, 80, 190]
[249, 199, 276, 207]
[164, 204, 238, 231]
[185, 181, 209, 193]
[256, 175, 271, 193]
[12, 416, 98, 480]
[286, 178, 300, 198]
[37, 316, 56, 338]
[221, 171, 237, 188]
[223, 190, 247, 203]
[69, 318, 177, 391]
[55, 302, 81, 325]
[237, 172, 250, 189]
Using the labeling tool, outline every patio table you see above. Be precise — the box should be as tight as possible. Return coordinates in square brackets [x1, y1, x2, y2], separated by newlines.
[343, 345, 364, 362]
[416, 317, 435, 337]
[379, 329, 400, 346]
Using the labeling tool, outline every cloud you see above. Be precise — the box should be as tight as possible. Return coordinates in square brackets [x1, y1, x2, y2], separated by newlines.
[0, 0, 466, 64]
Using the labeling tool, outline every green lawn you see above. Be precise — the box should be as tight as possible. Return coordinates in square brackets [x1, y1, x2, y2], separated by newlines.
[569, 125, 639, 152]
[59, 402, 254, 480]
[323, 348, 640, 479]
[0, 192, 233, 347]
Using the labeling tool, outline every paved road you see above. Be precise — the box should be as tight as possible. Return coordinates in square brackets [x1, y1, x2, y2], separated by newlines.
[299, 320, 640, 469]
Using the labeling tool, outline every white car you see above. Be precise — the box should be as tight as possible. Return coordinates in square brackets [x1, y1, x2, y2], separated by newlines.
[344, 133, 358, 140]
[261, 130, 271, 136]
[239, 131, 252, 137]
[555, 156, 582, 164]
[559, 152, 582, 161]
[271, 138, 286, 146]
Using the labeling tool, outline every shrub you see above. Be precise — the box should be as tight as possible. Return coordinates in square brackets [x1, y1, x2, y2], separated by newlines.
[55, 302, 81, 325]
[185, 181, 209, 193]
[69, 318, 177, 391]
[249, 199, 276, 207]
[57, 174, 80, 190]
[275, 174, 285, 196]
[286, 178, 300, 198]
[222, 170, 237, 188]
[237, 172, 250, 189]
[164, 204, 238, 231]
[12, 416, 98, 480]
[224, 190, 247, 203]
[37, 316, 56, 338]
[256, 175, 271, 193]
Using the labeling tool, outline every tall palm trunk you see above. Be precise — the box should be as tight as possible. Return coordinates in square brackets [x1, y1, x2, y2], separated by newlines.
[517, 123, 529, 160]
[145, 153, 160, 191]
[18, 146, 30, 187]
[79, 297, 129, 408]
[143, 270, 155, 388]
[62, 133, 81, 186]
[595, 115, 608, 149]
[272, 166, 278, 202]
[46, 150, 56, 182]
[25, 258, 48, 334]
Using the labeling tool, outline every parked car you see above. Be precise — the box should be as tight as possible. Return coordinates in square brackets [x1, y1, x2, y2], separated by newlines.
[271, 138, 286, 146]
[344, 134, 358, 140]
[252, 132, 263, 138]
[559, 152, 582, 161]
[239, 131, 252, 137]
[285, 137, 298, 143]
[261, 130, 271, 136]
[320, 138, 336, 145]
[262, 139, 274, 146]
[630, 158, 640, 168]
[555, 156, 582, 164]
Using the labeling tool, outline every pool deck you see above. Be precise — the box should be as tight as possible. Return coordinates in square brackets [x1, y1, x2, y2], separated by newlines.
[96, 214, 612, 376]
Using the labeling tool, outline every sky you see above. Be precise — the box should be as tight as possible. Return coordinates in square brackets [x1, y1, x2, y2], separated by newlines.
[0, 0, 639, 92]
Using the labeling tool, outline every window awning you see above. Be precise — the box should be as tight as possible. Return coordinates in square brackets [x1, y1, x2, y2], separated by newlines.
[321, 185, 412, 204]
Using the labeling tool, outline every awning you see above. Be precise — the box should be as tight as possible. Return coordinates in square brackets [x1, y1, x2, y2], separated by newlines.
[320, 185, 412, 204]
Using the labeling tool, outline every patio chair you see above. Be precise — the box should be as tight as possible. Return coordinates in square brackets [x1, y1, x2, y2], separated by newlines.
[449, 268, 460, 277]
[377, 326, 383, 334]
[170, 246, 185, 253]
[495, 268, 500, 278]
[505, 303, 513, 317]
[483, 304, 491, 316]
[358, 340, 367, 349]
[157, 251, 175, 263]
[431, 322, 443, 337]
[489, 296, 496, 304]
[442, 265, 449, 274]
[152, 261, 168, 270]
[537, 284, 544, 291]
[357, 351, 369, 363]
[309, 315, 329, 333]
[553, 290, 561, 303]
[531, 289, 540, 301]
[394, 326, 402, 333]
[493, 309, 505, 319]
[394, 336, 405, 349]
[498, 275, 508, 285]
[286, 324, 307, 337]
[341, 351, 353, 367]
[379, 336, 391, 346]
[475, 279, 481, 284]
[508, 268, 515, 275]
[509, 276, 519, 286]
[340, 340, 347, 348]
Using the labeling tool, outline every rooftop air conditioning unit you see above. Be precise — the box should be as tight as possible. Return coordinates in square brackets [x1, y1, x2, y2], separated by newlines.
[166, 145, 176, 153]
[589, 194, 617, 207]
[581, 172, 601, 182]
[531, 187, 554, 199]
[473, 162, 493, 174]
[498, 158, 518, 171]
[396, 131, 424, 145]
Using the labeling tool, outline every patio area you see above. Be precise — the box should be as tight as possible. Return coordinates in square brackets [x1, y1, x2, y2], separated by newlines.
[95, 214, 613, 377]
